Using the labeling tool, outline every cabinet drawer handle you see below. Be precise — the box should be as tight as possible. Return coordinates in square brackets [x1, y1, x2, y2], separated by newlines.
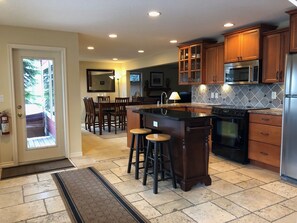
[276, 71, 279, 80]
[261, 118, 270, 121]
[260, 151, 269, 156]
[260, 132, 269, 136]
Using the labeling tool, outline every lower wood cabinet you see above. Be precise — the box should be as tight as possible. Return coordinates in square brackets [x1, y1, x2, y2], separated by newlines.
[248, 113, 282, 169]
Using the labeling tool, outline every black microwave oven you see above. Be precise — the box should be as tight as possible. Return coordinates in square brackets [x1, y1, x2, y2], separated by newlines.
[224, 60, 260, 84]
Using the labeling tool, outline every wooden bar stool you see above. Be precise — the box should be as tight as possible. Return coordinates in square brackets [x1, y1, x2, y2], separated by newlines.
[143, 133, 177, 194]
[127, 128, 152, 179]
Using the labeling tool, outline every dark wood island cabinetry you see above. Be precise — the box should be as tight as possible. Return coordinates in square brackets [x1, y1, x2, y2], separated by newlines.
[137, 108, 213, 191]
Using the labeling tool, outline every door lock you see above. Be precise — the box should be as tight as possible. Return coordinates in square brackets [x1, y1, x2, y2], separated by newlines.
[17, 105, 22, 109]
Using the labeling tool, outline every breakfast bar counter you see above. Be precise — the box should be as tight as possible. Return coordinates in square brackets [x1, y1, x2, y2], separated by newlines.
[131, 107, 213, 191]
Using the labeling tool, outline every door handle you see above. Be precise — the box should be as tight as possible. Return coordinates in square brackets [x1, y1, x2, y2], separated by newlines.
[17, 113, 22, 118]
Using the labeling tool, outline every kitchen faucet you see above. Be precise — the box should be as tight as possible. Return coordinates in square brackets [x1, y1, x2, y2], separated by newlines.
[161, 92, 168, 105]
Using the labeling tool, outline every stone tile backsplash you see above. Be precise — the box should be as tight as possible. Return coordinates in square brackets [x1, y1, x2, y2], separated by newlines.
[192, 84, 284, 108]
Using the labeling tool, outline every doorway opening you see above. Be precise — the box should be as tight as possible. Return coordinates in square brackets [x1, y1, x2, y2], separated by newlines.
[129, 72, 142, 97]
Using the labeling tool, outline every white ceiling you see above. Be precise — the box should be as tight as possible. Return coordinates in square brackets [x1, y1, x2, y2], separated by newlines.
[0, 0, 295, 63]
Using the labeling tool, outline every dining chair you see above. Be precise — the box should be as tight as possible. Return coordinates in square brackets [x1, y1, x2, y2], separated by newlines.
[109, 97, 129, 134]
[87, 97, 100, 134]
[97, 96, 112, 131]
[83, 97, 90, 130]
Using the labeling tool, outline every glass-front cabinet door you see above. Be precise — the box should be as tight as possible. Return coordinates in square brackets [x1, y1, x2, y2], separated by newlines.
[178, 43, 202, 85]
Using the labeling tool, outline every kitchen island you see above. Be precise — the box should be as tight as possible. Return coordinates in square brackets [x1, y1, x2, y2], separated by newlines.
[132, 107, 213, 191]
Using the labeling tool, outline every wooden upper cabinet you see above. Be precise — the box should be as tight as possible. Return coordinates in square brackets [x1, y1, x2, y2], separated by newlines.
[205, 43, 224, 84]
[287, 9, 297, 52]
[262, 28, 289, 83]
[224, 34, 241, 63]
[224, 24, 276, 63]
[225, 29, 259, 63]
[178, 40, 216, 85]
[241, 29, 260, 61]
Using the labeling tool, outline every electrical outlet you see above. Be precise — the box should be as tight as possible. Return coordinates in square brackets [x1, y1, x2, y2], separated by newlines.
[211, 92, 214, 98]
[153, 121, 158, 127]
[272, 92, 277, 100]
[215, 93, 219, 99]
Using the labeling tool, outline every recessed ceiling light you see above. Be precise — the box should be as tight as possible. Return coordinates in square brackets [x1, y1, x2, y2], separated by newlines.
[170, 40, 178, 44]
[288, 0, 297, 6]
[148, 11, 161, 17]
[87, 46, 94, 50]
[138, 50, 144, 53]
[224, 23, 234, 28]
[109, 34, 117, 38]
[112, 58, 118, 61]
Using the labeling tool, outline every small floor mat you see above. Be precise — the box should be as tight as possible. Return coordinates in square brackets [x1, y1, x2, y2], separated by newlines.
[1, 158, 74, 180]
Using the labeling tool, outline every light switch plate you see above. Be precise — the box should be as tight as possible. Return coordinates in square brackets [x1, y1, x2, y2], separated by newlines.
[272, 92, 277, 100]
[153, 121, 158, 127]
[0, 95, 3, 103]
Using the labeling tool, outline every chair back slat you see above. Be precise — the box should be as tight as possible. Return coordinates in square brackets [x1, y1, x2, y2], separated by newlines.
[87, 97, 96, 114]
[98, 96, 110, 103]
[115, 97, 129, 113]
[83, 97, 90, 114]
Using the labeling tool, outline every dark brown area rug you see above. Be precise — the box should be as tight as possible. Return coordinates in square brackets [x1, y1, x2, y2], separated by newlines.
[52, 167, 148, 223]
[1, 158, 74, 180]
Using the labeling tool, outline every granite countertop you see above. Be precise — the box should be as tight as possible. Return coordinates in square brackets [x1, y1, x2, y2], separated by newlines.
[126, 102, 218, 110]
[137, 108, 213, 121]
[249, 108, 283, 116]
[126, 102, 283, 116]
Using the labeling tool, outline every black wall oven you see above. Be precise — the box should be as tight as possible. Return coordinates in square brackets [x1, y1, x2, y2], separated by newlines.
[211, 106, 250, 164]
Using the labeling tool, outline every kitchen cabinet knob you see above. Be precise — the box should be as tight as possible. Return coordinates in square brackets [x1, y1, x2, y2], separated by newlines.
[260, 132, 269, 136]
[279, 71, 283, 81]
[260, 151, 269, 156]
[261, 118, 270, 121]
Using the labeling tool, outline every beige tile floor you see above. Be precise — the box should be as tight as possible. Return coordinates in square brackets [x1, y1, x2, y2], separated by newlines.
[0, 130, 297, 223]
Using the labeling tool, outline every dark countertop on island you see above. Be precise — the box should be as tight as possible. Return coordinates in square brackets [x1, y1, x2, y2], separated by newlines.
[137, 108, 213, 121]
[126, 102, 283, 116]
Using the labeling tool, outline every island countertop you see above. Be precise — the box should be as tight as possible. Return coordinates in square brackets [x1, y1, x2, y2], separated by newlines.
[126, 102, 218, 110]
[137, 108, 213, 121]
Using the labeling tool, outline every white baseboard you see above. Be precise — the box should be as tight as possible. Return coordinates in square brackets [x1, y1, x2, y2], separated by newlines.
[70, 152, 83, 157]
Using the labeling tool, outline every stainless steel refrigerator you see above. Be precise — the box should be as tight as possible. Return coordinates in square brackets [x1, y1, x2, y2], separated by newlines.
[281, 53, 297, 183]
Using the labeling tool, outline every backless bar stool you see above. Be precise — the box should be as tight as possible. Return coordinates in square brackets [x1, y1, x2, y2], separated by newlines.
[143, 133, 177, 194]
[127, 128, 152, 179]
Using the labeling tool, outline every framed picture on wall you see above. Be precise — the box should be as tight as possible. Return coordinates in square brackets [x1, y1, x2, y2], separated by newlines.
[150, 72, 164, 87]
